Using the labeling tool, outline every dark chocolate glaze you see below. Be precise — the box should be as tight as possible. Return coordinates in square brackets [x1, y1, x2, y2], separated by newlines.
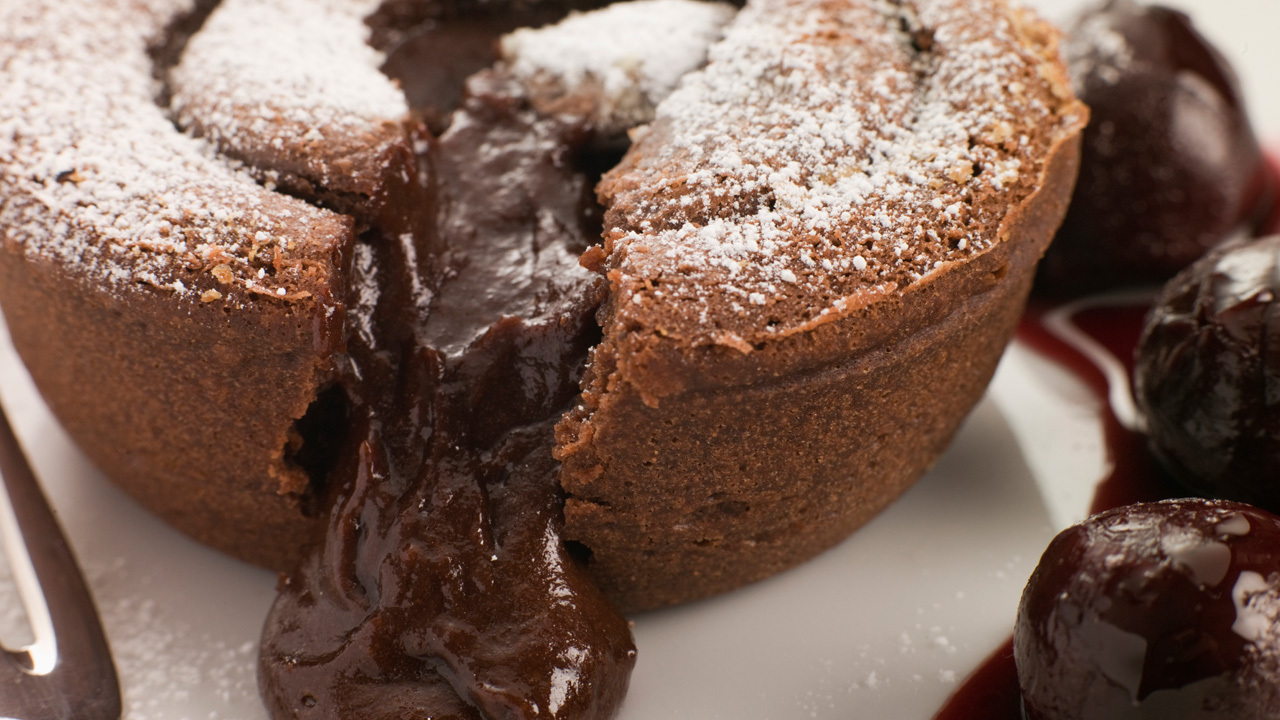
[367, 0, 610, 53]
[258, 73, 634, 720]
[382, 18, 512, 132]
[1036, 0, 1274, 295]
[1135, 237, 1280, 513]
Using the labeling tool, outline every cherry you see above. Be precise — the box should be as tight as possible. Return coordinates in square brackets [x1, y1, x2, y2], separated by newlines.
[1036, 0, 1274, 295]
[1016, 499, 1280, 720]
[1134, 235, 1280, 510]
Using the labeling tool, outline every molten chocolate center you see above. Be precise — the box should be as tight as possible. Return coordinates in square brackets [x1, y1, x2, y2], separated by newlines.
[257, 40, 635, 720]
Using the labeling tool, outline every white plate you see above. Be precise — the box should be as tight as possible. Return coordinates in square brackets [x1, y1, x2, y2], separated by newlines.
[0, 1, 1276, 717]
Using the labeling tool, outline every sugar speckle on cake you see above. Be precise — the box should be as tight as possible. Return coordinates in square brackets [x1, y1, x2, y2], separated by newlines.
[501, 0, 737, 134]
[599, 0, 1083, 349]
[1065, 5, 1134, 88]
[0, 0, 350, 305]
[170, 0, 407, 197]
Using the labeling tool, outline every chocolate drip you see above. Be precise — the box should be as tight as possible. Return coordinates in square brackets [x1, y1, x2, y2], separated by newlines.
[259, 74, 634, 720]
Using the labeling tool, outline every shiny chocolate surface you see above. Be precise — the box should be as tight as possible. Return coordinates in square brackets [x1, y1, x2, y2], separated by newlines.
[258, 73, 633, 720]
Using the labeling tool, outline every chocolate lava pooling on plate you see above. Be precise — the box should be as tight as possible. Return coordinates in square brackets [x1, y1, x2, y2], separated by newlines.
[258, 73, 636, 720]
[251, 3, 741, 716]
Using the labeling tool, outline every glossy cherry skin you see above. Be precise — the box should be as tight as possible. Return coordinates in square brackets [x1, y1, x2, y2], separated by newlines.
[1134, 236, 1280, 510]
[1036, 0, 1274, 295]
[1016, 499, 1280, 720]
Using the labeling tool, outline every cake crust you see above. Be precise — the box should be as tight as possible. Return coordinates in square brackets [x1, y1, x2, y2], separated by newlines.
[0, 0, 1084, 611]
[558, 123, 1082, 610]
[555, 0, 1087, 609]
[0, 0, 354, 568]
[0, 252, 344, 568]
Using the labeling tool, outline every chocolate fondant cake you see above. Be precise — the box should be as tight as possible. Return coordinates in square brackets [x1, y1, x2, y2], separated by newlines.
[0, 0, 1083, 645]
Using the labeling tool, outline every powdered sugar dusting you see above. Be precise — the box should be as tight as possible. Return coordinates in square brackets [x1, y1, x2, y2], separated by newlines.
[601, 0, 1082, 348]
[501, 0, 737, 134]
[0, 0, 349, 305]
[89, 559, 263, 720]
[1064, 6, 1134, 89]
[171, 0, 407, 196]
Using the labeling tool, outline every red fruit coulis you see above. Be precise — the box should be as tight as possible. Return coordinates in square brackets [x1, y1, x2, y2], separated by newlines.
[932, 143, 1280, 717]
[931, 296, 1185, 720]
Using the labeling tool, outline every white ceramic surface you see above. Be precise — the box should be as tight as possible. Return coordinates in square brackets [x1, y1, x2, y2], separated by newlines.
[0, 0, 1276, 717]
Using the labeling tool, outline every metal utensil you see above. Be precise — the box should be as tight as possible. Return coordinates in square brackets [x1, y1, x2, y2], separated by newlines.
[0, 403, 120, 720]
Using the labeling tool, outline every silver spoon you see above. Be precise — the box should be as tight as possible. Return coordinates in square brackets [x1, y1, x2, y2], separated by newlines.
[0, 402, 120, 720]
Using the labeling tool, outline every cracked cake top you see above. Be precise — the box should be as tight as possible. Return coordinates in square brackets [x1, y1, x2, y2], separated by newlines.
[0, 0, 350, 308]
[0, 0, 1084, 346]
[599, 0, 1084, 351]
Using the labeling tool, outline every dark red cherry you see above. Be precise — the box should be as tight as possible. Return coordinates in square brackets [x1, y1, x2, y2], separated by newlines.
[1133, 236, 1280, 509]
[1036, 0, 1275, 295]
[1016, 499, 1280, 720]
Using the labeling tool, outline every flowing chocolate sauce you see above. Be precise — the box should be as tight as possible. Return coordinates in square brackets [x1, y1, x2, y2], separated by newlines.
[1020, 300, 1178, 514]
[257, 65, 635, 720]
[376, 1, 605, 134]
